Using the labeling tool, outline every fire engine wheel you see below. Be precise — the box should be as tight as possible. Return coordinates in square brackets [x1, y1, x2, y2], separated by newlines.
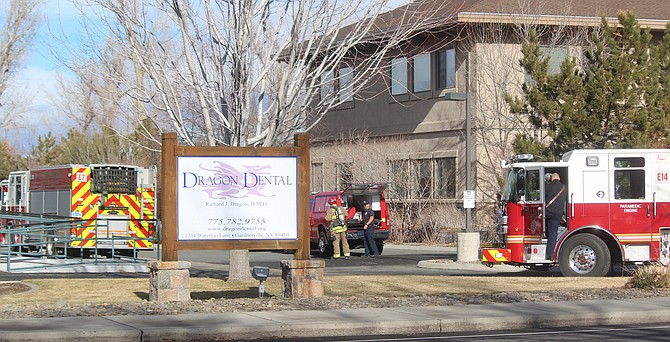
[559, 235, 611, 277]
[318, 231, 332, 258]
[117, 249, 138, 258]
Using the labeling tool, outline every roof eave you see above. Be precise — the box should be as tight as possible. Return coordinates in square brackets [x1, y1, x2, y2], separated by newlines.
[457, 12, 670, 30]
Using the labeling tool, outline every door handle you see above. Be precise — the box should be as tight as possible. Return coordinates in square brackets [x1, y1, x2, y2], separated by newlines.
[654, 192, 657, 219]
[647, 205, 651, 218]
[538, 207, 543, 219]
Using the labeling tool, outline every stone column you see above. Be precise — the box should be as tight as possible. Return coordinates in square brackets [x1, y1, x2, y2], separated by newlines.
[148, 260, 191, 302]
[281, 259, 325, 298]
[457, 232, 481, 262]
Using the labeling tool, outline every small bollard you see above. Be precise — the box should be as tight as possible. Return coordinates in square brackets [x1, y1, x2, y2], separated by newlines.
[252, 266, 270, 297]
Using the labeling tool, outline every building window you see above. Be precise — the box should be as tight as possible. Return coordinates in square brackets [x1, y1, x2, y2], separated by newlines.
[541, 47, 568, 74]
[525, 46, 568, 84]
[320, 70, 334, 100]
[312, 162, 323, 192]
[339, 67, 354, 102]
[436, 48, 456, 89]
[435, 158, 456, 198]
[387, 157, 457, 200]
[336, 162, 353, 190]
[413, 53, 431, 92]
[414, 159, 432, 199]
[390, 57, 408, 95]
[388, 159, 411, 199]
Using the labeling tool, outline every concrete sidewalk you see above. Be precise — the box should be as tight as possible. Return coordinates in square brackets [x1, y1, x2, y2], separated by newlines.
[0, 296, 669, 341]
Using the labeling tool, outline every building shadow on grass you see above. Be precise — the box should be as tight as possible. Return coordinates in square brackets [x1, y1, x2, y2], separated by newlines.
[133, 288, 275, 300]
[190, 288, 275, 299]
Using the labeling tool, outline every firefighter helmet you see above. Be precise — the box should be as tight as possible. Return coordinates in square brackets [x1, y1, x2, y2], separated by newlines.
[328, 197, 337, 205]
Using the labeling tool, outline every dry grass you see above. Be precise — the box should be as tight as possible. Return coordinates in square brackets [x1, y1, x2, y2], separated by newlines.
[323, 275, 630, 297]
[0, 275, 631, 306]
[628, 264, 670, 289]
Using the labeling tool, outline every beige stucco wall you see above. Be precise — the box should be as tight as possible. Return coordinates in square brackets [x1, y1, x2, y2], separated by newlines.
[310, 32, 585, 225]
[311, 43, 471, 199]
[471, 42, 526, 204]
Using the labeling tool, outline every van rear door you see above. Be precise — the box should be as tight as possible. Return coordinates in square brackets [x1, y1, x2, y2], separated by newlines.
[341, 183, 390, 210]
[341, 183, 390, 229]
[341, 183, 390, 196]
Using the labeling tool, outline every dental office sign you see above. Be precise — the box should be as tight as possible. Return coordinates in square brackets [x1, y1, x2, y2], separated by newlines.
[177, 156, 297, 240]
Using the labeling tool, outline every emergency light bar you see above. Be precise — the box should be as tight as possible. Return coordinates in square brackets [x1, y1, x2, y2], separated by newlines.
[502, 154, 535, 168]
[511, 154, 534, 163]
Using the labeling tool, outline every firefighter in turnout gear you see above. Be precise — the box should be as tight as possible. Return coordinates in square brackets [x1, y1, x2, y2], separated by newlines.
[326, 197, 350, 259]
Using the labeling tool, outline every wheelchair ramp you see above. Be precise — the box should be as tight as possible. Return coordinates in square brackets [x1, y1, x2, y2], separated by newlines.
[0, 211, 158, 273]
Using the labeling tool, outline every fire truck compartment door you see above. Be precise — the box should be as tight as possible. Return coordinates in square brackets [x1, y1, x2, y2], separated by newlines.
[97, 213, 130, 246]
[652, 152, 670, 263]
[581, 170, 609, 217]
[651, 153, 670, 257]
[524, 167, 544, 237]
[609, 153, 652, 252]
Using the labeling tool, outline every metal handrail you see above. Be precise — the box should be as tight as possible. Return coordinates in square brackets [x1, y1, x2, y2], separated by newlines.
[0, 215, 160, 272]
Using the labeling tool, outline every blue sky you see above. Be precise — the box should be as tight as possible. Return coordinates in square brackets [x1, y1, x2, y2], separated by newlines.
[31, 0, 83, 69]
[16, 0, 410, 153]
[9, 0, 92, 153]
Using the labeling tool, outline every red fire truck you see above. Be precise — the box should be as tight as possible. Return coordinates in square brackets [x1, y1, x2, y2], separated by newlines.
[481, 149, 670, 277]
[1, 164, 156, 257]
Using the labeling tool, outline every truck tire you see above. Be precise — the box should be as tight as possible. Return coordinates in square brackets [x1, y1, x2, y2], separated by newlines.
[375, 243, 384, 255]
[559, 234, 611, 277]
[118, 249, 138, 258]
[66, 248, 82, 258]
[318, 231, 332, 258]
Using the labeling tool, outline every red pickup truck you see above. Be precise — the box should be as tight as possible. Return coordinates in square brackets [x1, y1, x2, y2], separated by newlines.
[309, 183, 391, 257]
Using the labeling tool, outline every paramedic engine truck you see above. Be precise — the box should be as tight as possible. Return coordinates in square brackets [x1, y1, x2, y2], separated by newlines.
[481, 149, 670, 277]
[3, 164, 156, 257]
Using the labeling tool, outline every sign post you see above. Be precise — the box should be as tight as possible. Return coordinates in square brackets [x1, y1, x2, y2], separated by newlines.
[160, 132, 310, 260]
[463, 190, 475, 209]
[152, 132, 316, 301]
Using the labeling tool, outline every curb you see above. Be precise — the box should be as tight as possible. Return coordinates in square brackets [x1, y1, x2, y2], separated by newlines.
[416, 259, 525, 272]
[0, 297, 669, 341]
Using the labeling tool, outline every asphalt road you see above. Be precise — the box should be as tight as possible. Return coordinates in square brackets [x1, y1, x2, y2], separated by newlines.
[179, 244, 560, 278]
[243, 323, 670, 341]
[0, 244, 561, 279]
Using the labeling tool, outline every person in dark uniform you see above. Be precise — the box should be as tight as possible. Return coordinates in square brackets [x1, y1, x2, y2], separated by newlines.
[545, 173, 567, 260]
[361, 200, 379, 257]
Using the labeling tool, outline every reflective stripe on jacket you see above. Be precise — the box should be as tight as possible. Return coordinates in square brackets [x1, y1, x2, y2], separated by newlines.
[327, 206, 347, 233]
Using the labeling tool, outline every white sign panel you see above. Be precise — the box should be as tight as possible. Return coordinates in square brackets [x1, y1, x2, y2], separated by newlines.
[177, 156, 298, 240]
[463, 190, 476, 209]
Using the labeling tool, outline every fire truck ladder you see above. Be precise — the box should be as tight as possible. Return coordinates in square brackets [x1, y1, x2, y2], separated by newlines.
[0, 210, 160, 273]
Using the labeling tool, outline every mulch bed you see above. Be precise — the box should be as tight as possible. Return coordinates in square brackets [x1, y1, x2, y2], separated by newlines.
[0, 282, 33, 296]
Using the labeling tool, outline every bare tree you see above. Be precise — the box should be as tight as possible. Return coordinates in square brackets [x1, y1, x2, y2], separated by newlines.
[461, 0, 593, 235]
[0, 0, 42, 128]
[61, 0, 457, 280]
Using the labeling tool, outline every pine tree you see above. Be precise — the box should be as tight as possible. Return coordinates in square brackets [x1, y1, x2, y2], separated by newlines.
[508, 11, 670, 160]
[0, 141, 19, 180]
[29, 132, 62, 167]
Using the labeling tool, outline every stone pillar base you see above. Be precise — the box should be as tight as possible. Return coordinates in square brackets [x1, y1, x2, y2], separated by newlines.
[148, 260, 191, 302]
[457, 232, 481, 262]
[281, 259, 325, 298]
